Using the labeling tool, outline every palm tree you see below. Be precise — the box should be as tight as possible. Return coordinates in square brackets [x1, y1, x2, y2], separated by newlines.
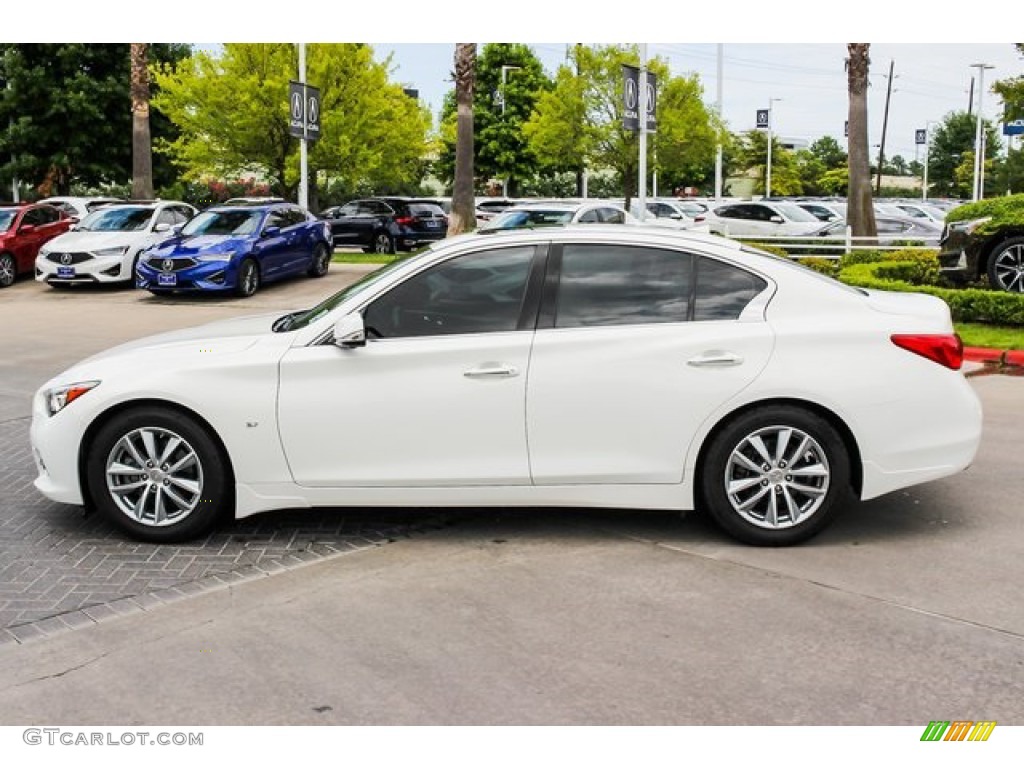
[130, 43, 153, 199]
[449, 43, 476, 236]
[846, 44, 876, 239]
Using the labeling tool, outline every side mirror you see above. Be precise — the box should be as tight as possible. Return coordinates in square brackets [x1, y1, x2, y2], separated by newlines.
[262, 226, 281, 238]
[333, 313, 366, 348]
[670, 213, 683, 220]
[153, 222, 171, 233]
[770, 215, 784, 224]
[19, 224, 36, 234]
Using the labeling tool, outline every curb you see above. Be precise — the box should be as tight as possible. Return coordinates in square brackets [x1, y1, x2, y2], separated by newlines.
[963, 346, 1024, 373]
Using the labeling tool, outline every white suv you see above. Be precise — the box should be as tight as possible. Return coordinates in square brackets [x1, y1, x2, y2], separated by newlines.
[700, 201, 824, 238]
[36, 201, 196, 287]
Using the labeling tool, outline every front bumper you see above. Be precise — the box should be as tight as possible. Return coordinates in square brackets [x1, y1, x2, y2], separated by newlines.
[36, 253, 131, 284]
[136, 259, 235, 292]
[30, 391, 88, 506]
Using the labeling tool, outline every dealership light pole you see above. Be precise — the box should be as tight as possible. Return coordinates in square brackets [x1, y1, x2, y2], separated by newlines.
[714, 44, 724, 201]
[638, 44, 649, 219]
[922, 121, 938, 202]
[765, 97, 781, 198]
[971, 62, 994, 201]
[298, 43, 308, 209]
[500, 65, 522, 196]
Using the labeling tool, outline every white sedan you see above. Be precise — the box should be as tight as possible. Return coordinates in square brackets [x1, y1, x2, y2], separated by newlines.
[31, 227, 982, 546]
[36, 201, 196, 286]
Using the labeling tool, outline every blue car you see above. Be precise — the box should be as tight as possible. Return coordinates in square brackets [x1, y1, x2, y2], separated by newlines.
[136, 202, 333, 297]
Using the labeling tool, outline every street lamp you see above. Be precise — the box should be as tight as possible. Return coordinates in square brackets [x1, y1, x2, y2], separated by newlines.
[765, 97, 782, 198]
[970, 62, 995, 201]
[499, 65, 522, 196]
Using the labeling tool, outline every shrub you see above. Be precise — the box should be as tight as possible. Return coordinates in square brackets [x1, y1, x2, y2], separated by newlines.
[944, 193, 1024, 234]
[795, 257, 840, 277]
[839, 261, 1024, 325]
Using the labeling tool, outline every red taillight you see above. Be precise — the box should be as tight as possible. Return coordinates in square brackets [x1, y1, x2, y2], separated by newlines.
[394, 215, 415, 226]
[890, 333, 963, 370]
[694, 215, 705, 222]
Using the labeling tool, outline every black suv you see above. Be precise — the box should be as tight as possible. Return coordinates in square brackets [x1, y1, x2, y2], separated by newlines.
[939, 196, 1024, 293]
[321, 197, 448, 254]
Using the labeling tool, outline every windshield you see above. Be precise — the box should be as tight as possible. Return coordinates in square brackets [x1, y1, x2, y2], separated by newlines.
[79, 206, 154, 232]
[279, 254, 420, 332]
[482, 208, 573, 231]
[181, 209, 263, 237]
[0, 210, 16, 232]
[773, 203, 821, 223]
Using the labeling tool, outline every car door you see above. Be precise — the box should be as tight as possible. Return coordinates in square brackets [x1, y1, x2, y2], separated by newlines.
[326, 202, 364, 246]
[13, 208, 47, 271]
[254, 209, 292, 279]
[526, 242, 774, 485]
[277, 243, 543, 487]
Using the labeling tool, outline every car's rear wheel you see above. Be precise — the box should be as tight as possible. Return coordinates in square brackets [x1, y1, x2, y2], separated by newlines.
[986, 237, 1024, 293]
[372, 231, 395, 255]
[235, 258, 260, 298]
[308, 242, 331, 277]
[699, 406, 850, 546]
[85, 406, 231, 542]
[0, 253, 16, 288]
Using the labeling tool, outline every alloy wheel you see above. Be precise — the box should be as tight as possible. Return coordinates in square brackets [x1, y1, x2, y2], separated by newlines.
[0, 254, 15, 287]
[723, 425, 831, 530]
[991, 244, 1024, 293]
[105, 427, 204, 527]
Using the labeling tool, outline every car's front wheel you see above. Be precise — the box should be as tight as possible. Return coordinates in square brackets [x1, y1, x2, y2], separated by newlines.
[699, 405, 850, 546]
[986, 237, 1024, 293]
[308, 242, 331, 277]
[235, 258, 260, 297]
[85, 406, 232, 542]
[0, 253, 16, 288]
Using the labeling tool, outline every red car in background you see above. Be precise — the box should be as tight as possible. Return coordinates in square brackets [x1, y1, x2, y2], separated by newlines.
[0, 203, 72, 288]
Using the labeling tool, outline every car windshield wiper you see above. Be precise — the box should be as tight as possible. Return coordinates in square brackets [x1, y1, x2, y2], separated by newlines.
[272, 310, 307, 333]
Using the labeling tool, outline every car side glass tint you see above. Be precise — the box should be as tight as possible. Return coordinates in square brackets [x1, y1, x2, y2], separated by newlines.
[555, 244, 692, 328]
[693, 257, 767, 321]
[363, 246, 535, 338]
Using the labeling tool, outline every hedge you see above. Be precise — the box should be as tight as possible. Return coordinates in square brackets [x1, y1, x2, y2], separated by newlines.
[838, 262, 1024, 326]
[944, 193, 1024, 235]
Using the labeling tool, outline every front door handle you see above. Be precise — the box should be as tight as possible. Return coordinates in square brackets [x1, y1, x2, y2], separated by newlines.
[687, 352, 744, 368]
[464, 364, 519, 379]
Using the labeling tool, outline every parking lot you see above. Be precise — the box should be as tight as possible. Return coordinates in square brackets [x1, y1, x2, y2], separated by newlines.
[1, 267, 1024, 724]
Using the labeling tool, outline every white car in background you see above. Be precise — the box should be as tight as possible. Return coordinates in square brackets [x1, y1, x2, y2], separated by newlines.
[630, 199, 711, 232]
[700, 201, 825, 238]
[36, 201, 196, 287]
[31, 226, 981, 547]
[478, 201, 639, 231]
[36, 196, 123, 222]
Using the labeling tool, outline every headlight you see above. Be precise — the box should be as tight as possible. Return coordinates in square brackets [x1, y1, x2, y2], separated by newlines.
[45, 381, 100, 417]
[195, 251, 234, 263]
[950, 216, 991, 235]
[39, 246, 51, 257]
[94, 245, 129, 258]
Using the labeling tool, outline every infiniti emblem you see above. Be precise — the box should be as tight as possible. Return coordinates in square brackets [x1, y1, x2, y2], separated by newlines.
[60, 253, 72, 266]
[162, 259, 174, 272]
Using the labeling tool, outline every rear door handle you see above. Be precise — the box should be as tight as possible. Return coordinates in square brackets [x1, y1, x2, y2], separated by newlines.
[464, 365, 519, 379]
[687, 352, 744, 368]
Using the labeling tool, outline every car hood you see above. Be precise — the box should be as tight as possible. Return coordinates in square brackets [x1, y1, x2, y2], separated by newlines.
[148, 235, 252, 258]
[61, 311, 289, 376]
[41, 230, 149, 252]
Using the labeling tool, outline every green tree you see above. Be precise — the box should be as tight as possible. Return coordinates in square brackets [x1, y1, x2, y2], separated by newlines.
[524, 44, 718, 204]
[437, 43, 550, 196]
[992, 44, 1024, 121]
[809, 135, 847, 170]
[151, 44, 430, 206]
[794, 149, 827, 195]
[734, 130, 801, 195]
[0, 43, 189, 195]
[927, 111, 1001, 198]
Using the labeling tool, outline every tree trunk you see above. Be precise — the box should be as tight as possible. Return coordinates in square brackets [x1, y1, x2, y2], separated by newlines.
[449, 43, 476, 236]
[130, 43, 153, 199]
[846, 44, 876, 240]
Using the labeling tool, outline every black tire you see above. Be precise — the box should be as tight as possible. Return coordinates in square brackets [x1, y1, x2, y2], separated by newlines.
[372, 231, 395, 255]
[235, 257, 260, 298]
[986, 237, 1024, 293]
[307, 242, 331, 277]
[699, 405, 850, 546]
[85, 406, 232, 543]
[0, 253, 16, 288]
